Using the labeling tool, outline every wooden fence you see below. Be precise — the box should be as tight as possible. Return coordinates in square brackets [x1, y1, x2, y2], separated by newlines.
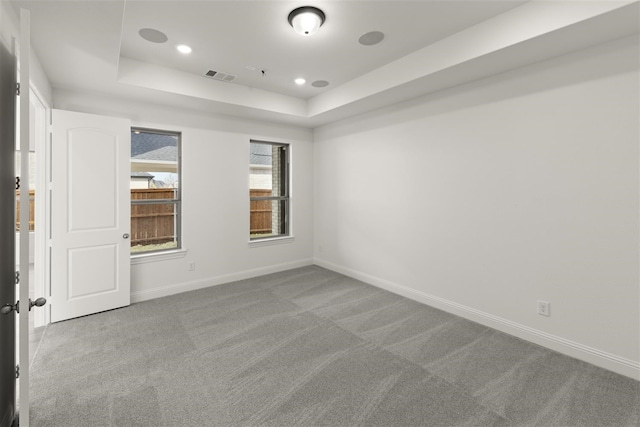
[131, 188, 177, 246]
[250, 189, 272, 235]
[15, 190, 35, 231]
[17, 188, 271, 241]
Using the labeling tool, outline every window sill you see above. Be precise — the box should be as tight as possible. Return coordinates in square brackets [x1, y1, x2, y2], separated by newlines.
[131, 248, 188, 264]
[249, 236, 295, 248]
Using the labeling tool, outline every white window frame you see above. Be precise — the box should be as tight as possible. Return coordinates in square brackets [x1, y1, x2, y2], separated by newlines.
[130, 127, 182, 258]
[249, 140, 291, 244]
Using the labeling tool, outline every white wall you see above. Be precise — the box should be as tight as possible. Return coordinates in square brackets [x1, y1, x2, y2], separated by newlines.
[53, 89, 314, 301]
[313, 35, 639, 379]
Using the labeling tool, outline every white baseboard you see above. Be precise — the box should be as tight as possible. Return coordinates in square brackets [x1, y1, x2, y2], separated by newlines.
[314, 257, 640, 381]
[131, 258, 314, 303]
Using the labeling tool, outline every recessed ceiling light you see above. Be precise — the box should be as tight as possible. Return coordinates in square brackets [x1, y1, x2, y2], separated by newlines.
[359, 31, 385, 46]
[294, 78, 306, 85]
[311, 80, 329, 88]
[176, 44, 192, 54]
[139, 28, 168, 43]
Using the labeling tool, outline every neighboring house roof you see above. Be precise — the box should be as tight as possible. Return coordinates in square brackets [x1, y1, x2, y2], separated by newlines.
[250, 142, 272, 166]
[131, 132, 178, 162]
[131, 172, 154, 178]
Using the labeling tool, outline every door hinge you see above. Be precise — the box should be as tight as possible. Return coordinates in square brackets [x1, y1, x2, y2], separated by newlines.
[15, 176, 20, 190]
[16, 82, 20, 96]
[15, 365, 19, 379]
[15, 271, 19, 284]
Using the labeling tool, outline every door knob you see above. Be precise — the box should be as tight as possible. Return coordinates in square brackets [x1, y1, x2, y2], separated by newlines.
[0, 302, 18, 315]
[123, 233, 130, 239]
[0, 297, 47, 315]
[30, 297, 47, 310]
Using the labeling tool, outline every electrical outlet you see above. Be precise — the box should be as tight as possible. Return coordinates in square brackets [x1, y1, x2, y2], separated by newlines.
[188, 261, 195, 271]
[537, 300, 550, 317]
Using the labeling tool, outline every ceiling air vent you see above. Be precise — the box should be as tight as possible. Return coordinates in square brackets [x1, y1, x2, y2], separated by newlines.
[204, 70, 236, 83]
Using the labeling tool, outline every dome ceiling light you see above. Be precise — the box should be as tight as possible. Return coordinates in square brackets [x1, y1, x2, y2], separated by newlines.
[288, 6, 325, 36]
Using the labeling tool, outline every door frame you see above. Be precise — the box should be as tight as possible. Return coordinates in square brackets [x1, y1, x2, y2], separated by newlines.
[0, 30, 17, 427]
[31, 84, 49, 329]
[17, 9, 32, 427]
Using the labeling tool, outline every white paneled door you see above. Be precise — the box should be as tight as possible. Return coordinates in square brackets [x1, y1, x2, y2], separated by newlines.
[51, 110, 131, 322]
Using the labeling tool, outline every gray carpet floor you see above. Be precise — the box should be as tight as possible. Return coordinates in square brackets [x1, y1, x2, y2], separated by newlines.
[30, 266, 639, 426]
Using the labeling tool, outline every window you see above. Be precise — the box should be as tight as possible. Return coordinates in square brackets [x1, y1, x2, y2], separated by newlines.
[130, 128, 181, 254]
[249, 141, 289, 240]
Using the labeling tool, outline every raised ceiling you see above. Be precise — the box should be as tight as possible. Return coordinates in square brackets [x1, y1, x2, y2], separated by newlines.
[10, 0, 640, 127]
[119, 1, 527, 99]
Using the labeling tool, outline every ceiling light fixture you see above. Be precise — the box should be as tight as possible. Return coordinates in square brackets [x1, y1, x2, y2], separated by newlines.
[294, 78, 306, 85]
[288, 6, 325, 36]
[176, 44, 192, 54]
